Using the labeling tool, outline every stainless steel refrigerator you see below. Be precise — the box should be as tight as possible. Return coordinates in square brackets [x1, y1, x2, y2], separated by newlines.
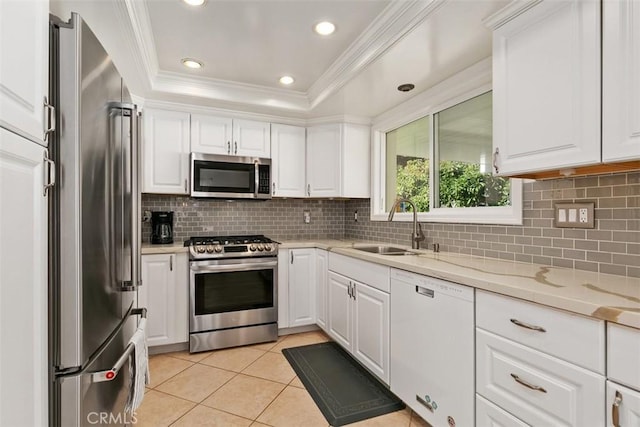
[49, 13, 143, 426]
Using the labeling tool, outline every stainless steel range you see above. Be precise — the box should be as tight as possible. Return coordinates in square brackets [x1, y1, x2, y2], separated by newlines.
[186, 235, 279, 353]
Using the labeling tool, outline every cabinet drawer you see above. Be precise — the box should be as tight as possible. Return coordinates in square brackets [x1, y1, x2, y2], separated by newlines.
[476, 394, 529, 427]
[608, 323, 640, 391]
[476, 290, 605, 373]
[476, 329, 605, 427]
[328, 253, 389, 292]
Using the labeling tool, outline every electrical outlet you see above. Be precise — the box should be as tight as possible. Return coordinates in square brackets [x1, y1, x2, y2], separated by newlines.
[303, 210, 311, 224]
[354, 210, 358, 222]
[554, 203, 594, 228]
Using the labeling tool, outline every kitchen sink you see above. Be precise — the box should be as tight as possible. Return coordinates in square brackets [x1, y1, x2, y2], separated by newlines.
[353, 245, 417, 256]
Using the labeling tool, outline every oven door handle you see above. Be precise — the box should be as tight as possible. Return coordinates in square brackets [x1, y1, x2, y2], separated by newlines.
[191, 260, 278, 273]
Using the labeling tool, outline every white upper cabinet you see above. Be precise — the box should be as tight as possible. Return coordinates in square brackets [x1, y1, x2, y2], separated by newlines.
[190, 115, 269, 157]
[489, 0, 601, 176]
[0, 0, 49, 145]
[602, 0, 640, 162]
[233, 119, 271, 157]
[271, 124, 306, 197]
[306, 123, 370, 198]
[142, 108, 190, 194]
[190, 114, 232, 155]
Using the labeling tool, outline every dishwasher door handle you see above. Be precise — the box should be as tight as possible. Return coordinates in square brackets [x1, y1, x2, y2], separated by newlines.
[416, 286, 434, 298]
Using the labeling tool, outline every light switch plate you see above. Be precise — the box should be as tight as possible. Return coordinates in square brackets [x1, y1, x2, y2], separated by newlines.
[554, 202, 594, 228]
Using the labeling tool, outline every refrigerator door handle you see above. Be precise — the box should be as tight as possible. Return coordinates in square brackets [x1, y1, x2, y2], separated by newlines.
[90, 308, 147, 383]
[108, 102, 141, 291]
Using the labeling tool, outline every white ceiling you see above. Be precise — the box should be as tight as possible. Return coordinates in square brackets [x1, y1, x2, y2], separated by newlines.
[147, 0, 390, 91]
[49, 0, 509, 120]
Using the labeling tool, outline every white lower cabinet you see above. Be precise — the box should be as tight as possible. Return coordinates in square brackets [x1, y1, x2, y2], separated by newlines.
[327, 271, 352, 349]
[327, 269, 389, 384]
[607, 381, 640, 427]
[476, 394, 528, 427]
[315, 249, 328, 332]
[476, 329, 604, 426]
[139, 253, 188, 346]
[277, 248, 317, 329]
[288, 248, 316, 328]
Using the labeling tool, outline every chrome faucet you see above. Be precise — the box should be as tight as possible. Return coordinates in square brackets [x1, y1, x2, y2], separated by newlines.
[388, 198, 424, 249]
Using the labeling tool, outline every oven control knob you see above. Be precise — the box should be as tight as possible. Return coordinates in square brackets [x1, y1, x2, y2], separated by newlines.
[249, 244, 257, 251]
[206, 245, 214, 253]
[214, 245, 223, 253]
[196, 245, 206, 253]
[257, 244, 264, 251]
[265, 244, 273, 252]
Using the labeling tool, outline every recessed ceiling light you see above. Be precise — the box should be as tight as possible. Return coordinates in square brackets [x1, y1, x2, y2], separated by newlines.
[279, 76, 295, 85]
[181, 58, 203, 69]
[182, 0, 205, 6]
[314, 21, 336, 36]
[397, 83, 415, 92]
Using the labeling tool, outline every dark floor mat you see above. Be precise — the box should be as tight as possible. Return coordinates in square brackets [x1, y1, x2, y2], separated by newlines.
[282, 341, 405, 426]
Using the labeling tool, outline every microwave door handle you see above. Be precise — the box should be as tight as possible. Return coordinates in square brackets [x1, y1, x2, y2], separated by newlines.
[254, 161, 259, 198]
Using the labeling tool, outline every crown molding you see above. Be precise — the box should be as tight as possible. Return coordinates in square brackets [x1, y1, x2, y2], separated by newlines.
[143, 98, 308, 126]
[482, 0, 542, 29]
[152, 71, 310, 112]
[111, 0, 153, 93]
[307, 0, 447, 109]
[120, 0, 449, 113]
[123, 0, 159, 78]
[306, 115, 372, 126]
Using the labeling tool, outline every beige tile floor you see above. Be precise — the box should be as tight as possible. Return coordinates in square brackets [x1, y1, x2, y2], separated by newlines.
[136, 331, 430, 427]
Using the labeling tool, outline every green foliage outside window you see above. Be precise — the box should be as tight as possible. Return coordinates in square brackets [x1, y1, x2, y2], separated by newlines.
[395, 158, 510, 211]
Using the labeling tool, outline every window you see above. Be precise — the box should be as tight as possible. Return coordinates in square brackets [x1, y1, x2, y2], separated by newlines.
[373, 82, 522, 225]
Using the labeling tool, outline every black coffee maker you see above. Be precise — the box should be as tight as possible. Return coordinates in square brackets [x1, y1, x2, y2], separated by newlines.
[151, 211, 174, 244]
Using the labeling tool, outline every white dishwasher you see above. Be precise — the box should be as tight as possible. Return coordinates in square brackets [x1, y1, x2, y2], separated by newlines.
[390, 268, 475, 427]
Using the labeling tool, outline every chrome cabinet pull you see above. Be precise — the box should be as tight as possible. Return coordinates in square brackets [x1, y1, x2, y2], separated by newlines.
[307, 184, 311, 196]
[272, 182, 275, 195]
[510, 318, 546, 333]
[510, 373, 547, 393]
[416, 395, 435, 413]
[234, 141, 238, 154]
[43, 150, 56, 196]
[184, 179, 188, 193]
[493, 147, 500, 174]
[43, 97, 56, 141]
[352, 283, 356, 300]
[291, 252, 294, 264]
[227, 141, 231, 154]
[170, 255, 173, 271]
[612, 390, 622, 427]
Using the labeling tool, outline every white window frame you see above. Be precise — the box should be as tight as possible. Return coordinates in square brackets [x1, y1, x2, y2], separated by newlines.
[370, 58, 523, 225]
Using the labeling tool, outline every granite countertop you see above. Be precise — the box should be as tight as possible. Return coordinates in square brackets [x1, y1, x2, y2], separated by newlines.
[141, 242, 188, 254]
[281, 239, 640, 329]
[142, 238, 640, 329]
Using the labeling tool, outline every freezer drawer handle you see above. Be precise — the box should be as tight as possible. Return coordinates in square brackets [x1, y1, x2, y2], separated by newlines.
[612, 390, 622, 427]
[510, 318, 546, 333]
[90, 308, 147, 383]
[510, 373, 547, 393]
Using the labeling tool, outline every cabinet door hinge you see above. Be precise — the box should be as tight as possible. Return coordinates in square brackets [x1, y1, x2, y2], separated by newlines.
[43, 149, 55, 196]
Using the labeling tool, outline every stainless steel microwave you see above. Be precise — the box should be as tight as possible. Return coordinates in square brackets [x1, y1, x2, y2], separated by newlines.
[190, 153, 271, 199]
